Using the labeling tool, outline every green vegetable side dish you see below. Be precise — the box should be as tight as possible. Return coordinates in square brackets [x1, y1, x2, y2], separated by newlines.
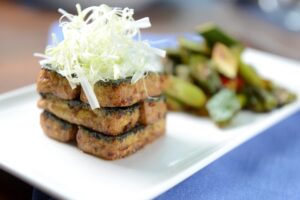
[165, 76, 206, 108]
[206, 89, 241, 127]
[164, 22, 297, 127]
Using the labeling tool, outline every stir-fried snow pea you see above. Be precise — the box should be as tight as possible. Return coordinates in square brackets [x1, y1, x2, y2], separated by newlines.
[165, 76, 206, 108]
[239, 61, 264, 88]
[272, 86, 297, 107]
[196, 23, 243, 48]
[189, 55, 222, 94]
[175, 64, 192, 82]
[178, 37, 210, 55]
[245, 87, 278, 112]
[165, 95, 185, 111]
[212, 43, 238, 79]
[206, 88, 241, 127]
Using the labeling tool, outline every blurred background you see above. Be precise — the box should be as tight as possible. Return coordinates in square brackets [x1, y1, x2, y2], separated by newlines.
[0, 0, 300, 199]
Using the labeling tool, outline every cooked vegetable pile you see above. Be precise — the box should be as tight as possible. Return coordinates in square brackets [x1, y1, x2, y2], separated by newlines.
[164, 23, 297, 127]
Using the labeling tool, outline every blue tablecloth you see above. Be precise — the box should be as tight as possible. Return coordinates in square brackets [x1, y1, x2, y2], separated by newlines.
[157, 110, 300, 200]
[35, 24, 300, 200]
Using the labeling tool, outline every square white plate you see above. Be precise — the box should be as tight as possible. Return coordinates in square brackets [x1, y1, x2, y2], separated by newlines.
[0, 49, 300, 200]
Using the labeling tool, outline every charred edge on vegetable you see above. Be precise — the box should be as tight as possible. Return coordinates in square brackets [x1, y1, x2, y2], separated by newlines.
[80, 124, 145, 142]
[43, 111, 74, 130]
[40, 93, 140, 115]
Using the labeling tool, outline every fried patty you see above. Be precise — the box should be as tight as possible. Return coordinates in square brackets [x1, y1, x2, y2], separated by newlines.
[81, 72, 166, 107]
[38, 94, 166, 135]
[139, 97, 167, 125]
[77, 119, 166, 160]
[38, 94, 139, 135]
[37, 69, 167, 107]
[37, 69, 80, 100]
[40, 111, 77, 142]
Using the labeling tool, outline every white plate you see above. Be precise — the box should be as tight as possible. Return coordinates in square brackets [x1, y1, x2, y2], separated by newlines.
[0, 49, 300, 200]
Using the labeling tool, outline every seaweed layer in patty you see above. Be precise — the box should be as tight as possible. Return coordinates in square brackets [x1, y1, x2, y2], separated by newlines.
[37, 69, 167, 107]
[40, 111, 77, 142]
[77, 119, 166, 160]
[37, 69, 80, 100]
[38, 94, 166, 135]
[40, 111, 166, 160]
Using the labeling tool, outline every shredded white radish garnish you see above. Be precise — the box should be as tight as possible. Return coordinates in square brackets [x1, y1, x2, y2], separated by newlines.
[35, 4, 165, 109]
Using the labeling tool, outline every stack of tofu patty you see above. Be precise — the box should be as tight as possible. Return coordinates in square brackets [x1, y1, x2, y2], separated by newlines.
[37, 69, 167, 160]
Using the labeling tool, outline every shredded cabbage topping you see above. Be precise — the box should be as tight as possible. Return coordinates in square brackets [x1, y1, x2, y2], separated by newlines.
[35, 4, 166, 109]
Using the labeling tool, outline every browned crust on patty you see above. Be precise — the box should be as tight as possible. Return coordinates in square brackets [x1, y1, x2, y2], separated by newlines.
[139, 97, 167, 125]
[37, 69, 80, 100]
[80, 73, 166, 107]
[38, 94, 139, 135]
[38, 94, 166, 135]
[37, 69, 166, 107]
[40, 111, 77, 142]
[76, 119, 166, 160]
